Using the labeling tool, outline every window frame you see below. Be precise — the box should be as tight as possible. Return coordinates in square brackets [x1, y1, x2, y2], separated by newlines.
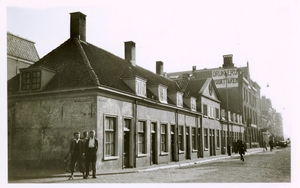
[135, 78, 147, 97]
[104, 115, 119, 160]
[20, 71, 41, 91]
[178, 125, 184, 152]
[192, 127, 197, 151]
[204, 128, 208, 150]
[159, 85, 168, 103]
[137, 120, 147, 156]
[203, 104, 208, 116]
[191, 97, 196, 111]
[177, 92, 183, 107]
[160, 123, 168, 153]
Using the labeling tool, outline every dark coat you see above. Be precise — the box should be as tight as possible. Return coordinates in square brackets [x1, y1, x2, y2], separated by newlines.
[237, 141, 245, 155]
[85, 137, 98, 155]
[69, 139, 84, 155]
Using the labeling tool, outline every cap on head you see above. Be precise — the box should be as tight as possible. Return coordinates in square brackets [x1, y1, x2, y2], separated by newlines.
[74, 131, 80, 136]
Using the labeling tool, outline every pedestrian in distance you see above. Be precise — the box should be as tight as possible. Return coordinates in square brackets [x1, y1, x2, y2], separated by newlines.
[269, 139, 274, 152]
[68, 131, 85, 180]
[237, 139, 246, 162]
[84, 130, 98, 179]
[263, 141, 268, 151]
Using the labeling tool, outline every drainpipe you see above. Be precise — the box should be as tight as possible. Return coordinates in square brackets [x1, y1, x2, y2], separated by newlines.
[132, 99, 137, 168]
[175, 110, 179, 161]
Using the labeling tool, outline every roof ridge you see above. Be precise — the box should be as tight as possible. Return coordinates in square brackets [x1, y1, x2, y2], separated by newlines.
[74, 38, 100, 86]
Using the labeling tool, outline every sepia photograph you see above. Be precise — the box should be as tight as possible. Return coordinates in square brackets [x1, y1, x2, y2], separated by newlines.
[3, 0, 299, 186]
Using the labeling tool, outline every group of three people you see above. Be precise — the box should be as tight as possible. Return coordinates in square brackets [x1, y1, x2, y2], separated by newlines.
[68, 130, 98, 180]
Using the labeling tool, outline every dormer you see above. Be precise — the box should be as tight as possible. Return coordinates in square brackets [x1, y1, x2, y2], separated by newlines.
[184, 96, 197, 111]
[148, 84, 168, 104]
[123, 76, 147, 97]
[169, 91, 183, 107]
[19, 66, 56, 92]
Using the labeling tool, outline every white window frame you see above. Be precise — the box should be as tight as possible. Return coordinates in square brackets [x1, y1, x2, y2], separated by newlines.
[191, 97, 196, 111]
[159, 85, 168, 103]
[104, 115, 119, 160]
[177, 93, 183, 107]
[137, 121, 147, 155]
[160, 124, 168, 153]
[135, 78, 146, 97]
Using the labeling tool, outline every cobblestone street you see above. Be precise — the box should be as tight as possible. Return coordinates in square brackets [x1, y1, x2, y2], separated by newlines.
[9, 147, 290, 183]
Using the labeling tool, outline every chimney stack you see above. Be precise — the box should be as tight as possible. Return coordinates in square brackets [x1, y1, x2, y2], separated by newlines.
[192, 66, 196, 72]
[156, 61, 164, 76]
[70, 12, 86, 42]
[124, 41, 136, 66]
[222, 54, 234, 68]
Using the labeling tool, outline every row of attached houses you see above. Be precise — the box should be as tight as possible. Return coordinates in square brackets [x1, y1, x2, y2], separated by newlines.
[7, 12, 245, 171]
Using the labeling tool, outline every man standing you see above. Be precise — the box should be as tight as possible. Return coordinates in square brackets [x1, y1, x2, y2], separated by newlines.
[81, 131, 89, 173]
[69, 131, 85, 180]
[84, 130, 98, 179]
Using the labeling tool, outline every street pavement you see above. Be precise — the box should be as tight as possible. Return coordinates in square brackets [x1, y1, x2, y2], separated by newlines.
[8, 147, 265, 183]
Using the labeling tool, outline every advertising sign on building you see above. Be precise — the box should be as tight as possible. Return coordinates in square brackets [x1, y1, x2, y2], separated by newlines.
[212, 68, 238, 88]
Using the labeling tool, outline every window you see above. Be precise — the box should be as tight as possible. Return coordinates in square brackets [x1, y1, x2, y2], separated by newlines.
[105, 117, 117, 157]
[215, 108, 220, 119]
[192, 127, 196, 150]
[177, 93, 183, 107]
[159, 85, 167, 103]
[178, 126, 184, 151]
[209, 106, 215, 118]
[136, 78, 146, 97]
[204, 128, 208, 149]
[161, 124, 167, 152]
[191, 98, 196, 111]
[203, 104, 208, 116]
[21, 71, 41, 91]
[216, 130, 220, 148]
[137, 121, 146, 154]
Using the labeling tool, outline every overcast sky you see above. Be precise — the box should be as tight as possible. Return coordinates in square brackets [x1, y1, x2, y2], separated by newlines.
[4, 0, 300, 138]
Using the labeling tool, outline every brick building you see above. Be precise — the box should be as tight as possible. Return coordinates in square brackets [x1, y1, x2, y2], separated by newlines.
[168, 55, 261, 148]
[8, 12, 245, 172]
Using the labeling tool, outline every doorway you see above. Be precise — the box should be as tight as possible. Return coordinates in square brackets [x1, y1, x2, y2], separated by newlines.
[150, 122, 157, 165]
[123, 119, 131, 168]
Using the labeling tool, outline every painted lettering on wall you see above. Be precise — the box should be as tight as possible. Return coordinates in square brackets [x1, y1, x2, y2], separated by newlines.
[212, 68, 239, 88]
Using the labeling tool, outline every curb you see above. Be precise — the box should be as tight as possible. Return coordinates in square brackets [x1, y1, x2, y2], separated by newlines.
[9, 149, 263, 180]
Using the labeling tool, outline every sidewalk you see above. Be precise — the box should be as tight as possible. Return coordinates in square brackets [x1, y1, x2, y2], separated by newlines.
[8, 148, 263, 180]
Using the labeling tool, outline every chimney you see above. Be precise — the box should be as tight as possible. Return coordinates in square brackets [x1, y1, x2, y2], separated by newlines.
[192, 66, 196, 72]
[156, 61, 164, 76]
[222, 54, 234, 68]
[70, 12, 87, 42]
[124, 41, 136, 66]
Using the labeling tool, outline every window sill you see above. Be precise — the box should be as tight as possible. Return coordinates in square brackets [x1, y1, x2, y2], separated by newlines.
[137, 153, 148, 158]
[216, 147, 220, 150]
[160, 152, 169, 156]
[104, 156, 119, 161]
[192, 149, 198, 153]
[204, 148, 209, 151]
[179, 150, 185, 154]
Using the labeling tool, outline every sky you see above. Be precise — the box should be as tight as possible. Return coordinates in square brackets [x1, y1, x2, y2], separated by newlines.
[3, 0, 300, 140]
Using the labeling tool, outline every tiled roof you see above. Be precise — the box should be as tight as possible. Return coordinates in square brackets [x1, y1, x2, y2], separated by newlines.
[7, 32, 39, 62]
[8, 37, 181, 99]
[178, 79, 208, 98]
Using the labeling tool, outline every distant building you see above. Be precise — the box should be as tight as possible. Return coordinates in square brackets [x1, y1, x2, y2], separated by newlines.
[168, 55, 262, 148]
[261, 96, 284, 141]
[7, 32, 39, 80]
